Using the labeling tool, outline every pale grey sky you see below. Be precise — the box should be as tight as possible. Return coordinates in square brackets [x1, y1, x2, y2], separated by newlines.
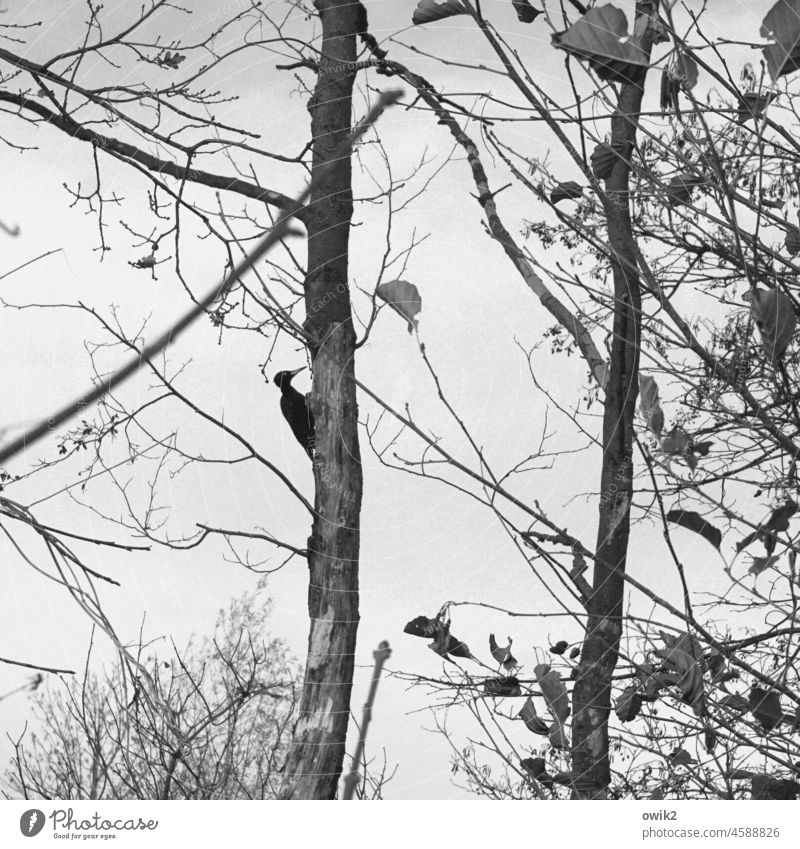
[0, 0, 774, 799]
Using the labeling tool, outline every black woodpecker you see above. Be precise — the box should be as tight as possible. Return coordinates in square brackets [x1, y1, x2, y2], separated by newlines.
[273, 367, 315, 460]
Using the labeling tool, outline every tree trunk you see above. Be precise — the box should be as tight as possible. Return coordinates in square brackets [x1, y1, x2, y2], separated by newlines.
[279, 0, 363, 800]
[570, 1, 658, 800]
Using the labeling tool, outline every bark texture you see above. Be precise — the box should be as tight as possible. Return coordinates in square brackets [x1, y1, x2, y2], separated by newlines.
[570, 1, 658, 800]
[279, 0, 363, 800]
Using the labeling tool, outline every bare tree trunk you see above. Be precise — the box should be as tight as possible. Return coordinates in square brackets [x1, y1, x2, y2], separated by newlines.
[570, 1, 658, 800]
[279, 0, 363, 800]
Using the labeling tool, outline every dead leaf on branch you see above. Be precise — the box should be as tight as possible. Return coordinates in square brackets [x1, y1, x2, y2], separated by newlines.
[751, 774, 800, 799]
[550, 180, 583, 204]
[552, 4, 649, 84]
[669, 747, 697, 768]
[738, 91, 777, 123]
[376, 279, 422, 334]
[548, 718, 569, 750]
[518, 696, 550, 735]
[412, 0, 466, 25]
[749, 555, 780, 577]
[654, 635, 705, 717]
[512, 0, 542, 23]
[737, 499, 798, 555]
[750, 287, 797, 365]
[615, 686, 643, 723]
[404, 614, 475, 661]
[521, 757, 553, 787]
[719, 693, 749, 712]
[665, 509, 722, 552]
[748, 686, 784, 732]
[703, 722, 718, 753]
[157, 50, 185, 70]
[638, 373, 664, 437]
[761, 0, 800, 79]
[489, 634, 517, 669]
[667, 173, 707, 207]
[484, 676, 522, 697]
[403, 615, 439, 638]
[131, 253, 156, 270]
[534, 663, 570, 722]
[590, 142, 626, 180]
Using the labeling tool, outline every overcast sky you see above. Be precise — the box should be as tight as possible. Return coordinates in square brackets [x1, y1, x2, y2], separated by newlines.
[0, 0, 773, 799]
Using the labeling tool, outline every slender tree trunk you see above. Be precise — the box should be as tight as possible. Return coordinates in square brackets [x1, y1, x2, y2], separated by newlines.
[279, 0, 363, 800]
[570, 1, 658, 800]
[342, 640, 392, 800]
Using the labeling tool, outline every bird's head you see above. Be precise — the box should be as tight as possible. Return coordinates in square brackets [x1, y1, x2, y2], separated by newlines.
[273, 366, 306, 390]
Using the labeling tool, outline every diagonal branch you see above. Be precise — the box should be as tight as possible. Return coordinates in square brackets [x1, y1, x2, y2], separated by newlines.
[381, 58, 608, 391]
[0, 91, 306, 221]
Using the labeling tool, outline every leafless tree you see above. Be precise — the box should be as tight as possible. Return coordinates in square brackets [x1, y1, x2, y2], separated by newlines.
[5, 588, 297, 800]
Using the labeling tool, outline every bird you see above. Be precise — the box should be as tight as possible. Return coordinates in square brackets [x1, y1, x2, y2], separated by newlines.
[273, 367, 315, 459]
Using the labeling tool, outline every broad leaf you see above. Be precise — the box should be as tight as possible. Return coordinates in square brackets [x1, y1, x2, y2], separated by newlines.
[590, 142, 624, 180]
[535, 663, 570, 722]
[404, 615, 439, 638]
[412, 0, 466, 25]
[552, 5, 648, 84]
[666, 509, 722, 551]
[761, 0, 800, 79]
[654, 638, 705, 717]
[550, 180, 583, 204]
[638, 374, 664, 436]
[428, 621, 474, 661]
[766, 499, 798, 533]
[673, 54, 698, 90]
[738, 500, 798, 554]
[751, 774, 800, 799]
[484, 676, 522, 697]
[738, 91, 777, 123]
[669, 747, 697, 767]
[615, 686, 643, 722]
[751, 287, 796, 365]
[749, 555, 780, 576]
[512, 0, 541, 23]
[748, 686, 783, 732]
[518, 696, 549, 735]
[377, 279, 423, 333]
[521, 757, 553, 786]
[548, 718, 569, 750]
[667, 173, 707, 206]
[720, 693, 749, 712]
[661, 427, 692, 458]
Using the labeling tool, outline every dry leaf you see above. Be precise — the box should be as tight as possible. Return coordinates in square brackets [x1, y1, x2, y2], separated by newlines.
[377, 279, 422, 333]
[751, 287, 796, 365]
[638, 373, 664, 437]
[666, 509, 722, 551]
[489, 634, 517, 669]
[552, 4, 648, 84]
[412, 0, 466, 25]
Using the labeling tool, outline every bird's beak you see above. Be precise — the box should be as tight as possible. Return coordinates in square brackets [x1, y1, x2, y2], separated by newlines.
[289, 366, 306, 377]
